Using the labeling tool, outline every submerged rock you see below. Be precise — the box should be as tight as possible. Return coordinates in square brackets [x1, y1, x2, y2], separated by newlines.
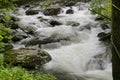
[66, 21, 80, 27]
[4, 48, 52, 69]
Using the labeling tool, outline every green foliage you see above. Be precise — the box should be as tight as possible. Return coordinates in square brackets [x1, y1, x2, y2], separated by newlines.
[90, 0, 112, 21]
[0, 0, 17, 9]
[42, 1, 53, 8]
[0, 0, 16, 52]
[0, 23, 12, 52]
[0, 55, 57, 80]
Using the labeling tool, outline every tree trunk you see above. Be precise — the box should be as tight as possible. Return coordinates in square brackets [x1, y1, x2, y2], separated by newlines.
[112, 0, 120, 80]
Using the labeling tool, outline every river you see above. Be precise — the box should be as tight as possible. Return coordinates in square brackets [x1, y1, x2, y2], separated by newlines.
[12, 1, 112, 80]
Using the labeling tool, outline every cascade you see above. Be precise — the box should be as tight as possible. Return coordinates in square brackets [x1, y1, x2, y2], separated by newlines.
[12, 2, 112, 80]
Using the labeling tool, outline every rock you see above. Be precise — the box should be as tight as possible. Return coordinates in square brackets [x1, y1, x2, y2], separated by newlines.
[24, 26, 36, 35]
[100, 23, 110, 30]
[79, 24, 91, 31]
[56, 0, 76, 6]
[67, 21, 80, 27]
[11, 16, 20, 21]
[43, 5, 61, 16]
[25, 9, 39, 15]
[7, 22, 19, 29]
[66, 9, 74, 14]
[64, 0, 76, 6]
[22, 36, 69, 48]
[12, 30, 28, 42]
[97, 32, 111, 41]
[49, 20, 62, 26]
[4, 48, 52, 69]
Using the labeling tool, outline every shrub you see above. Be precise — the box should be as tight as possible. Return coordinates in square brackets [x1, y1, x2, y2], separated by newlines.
[90, 0, 112, 21]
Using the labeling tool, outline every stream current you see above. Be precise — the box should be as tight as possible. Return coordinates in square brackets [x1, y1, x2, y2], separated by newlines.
[12, 2, 112, 80]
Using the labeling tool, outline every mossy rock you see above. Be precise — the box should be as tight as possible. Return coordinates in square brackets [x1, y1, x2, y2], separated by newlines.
[43, 5, 61, 16]
[4, 48, 52, 69]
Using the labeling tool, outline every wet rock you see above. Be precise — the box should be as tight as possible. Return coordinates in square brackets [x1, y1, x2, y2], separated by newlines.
[12, 30, 28, 42]
[49, 20, 62, 26]
[24, 26, 36, 35]
[11, 16, 20, 21]
[23, 37, 69, 48]
[4, 48, 52, 69]
[66, 9, 74, 14]
[100, 23, 110, 30]
[43, 5, 61, 16]
[79, 24, 92, 31]
[97, 32, 111, 41]
[25, 9, 39, 15]
[67, 21, 80, 27]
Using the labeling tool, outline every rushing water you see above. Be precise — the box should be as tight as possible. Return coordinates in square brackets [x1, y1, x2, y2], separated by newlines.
[12, 2, 112, 80]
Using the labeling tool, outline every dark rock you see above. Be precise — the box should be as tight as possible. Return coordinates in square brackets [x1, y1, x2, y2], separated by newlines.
[97, 32, 111, 41]
[24, 4, 31, 8]
[26, 10, 39, 15]
[43, 6, 61, 16]
[66, 9, 74, 14]
[95, 17, 104, 21]
[7, 22, 19, 29]
[4, 48, 52, 69]
[49, 20, 62, 26]
[100, 23, 110, 30]
[12, 30, 28, 42]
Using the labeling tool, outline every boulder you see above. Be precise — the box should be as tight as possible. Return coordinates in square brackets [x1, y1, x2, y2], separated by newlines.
[25, 9, 39, 15]
[4, 48, 52, 69]
[43, 5, 61, 16]
[22, 36, 69, 48]
[49, 20, 62, 26]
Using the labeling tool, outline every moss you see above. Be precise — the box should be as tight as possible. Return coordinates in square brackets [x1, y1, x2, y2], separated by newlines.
[4, 50, 18, 65]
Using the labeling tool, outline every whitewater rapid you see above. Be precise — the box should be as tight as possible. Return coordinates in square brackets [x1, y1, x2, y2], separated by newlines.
[12, 2, 112, 80]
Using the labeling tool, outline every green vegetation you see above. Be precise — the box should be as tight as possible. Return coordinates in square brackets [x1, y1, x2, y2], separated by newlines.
[0, 23, 12, 52]
[0, 0, 16, 52]
[90, 0, 112, 21]
[42, 1, 53, 8]
[0, 1, 57, 80]
[0, 55, 57, 80]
